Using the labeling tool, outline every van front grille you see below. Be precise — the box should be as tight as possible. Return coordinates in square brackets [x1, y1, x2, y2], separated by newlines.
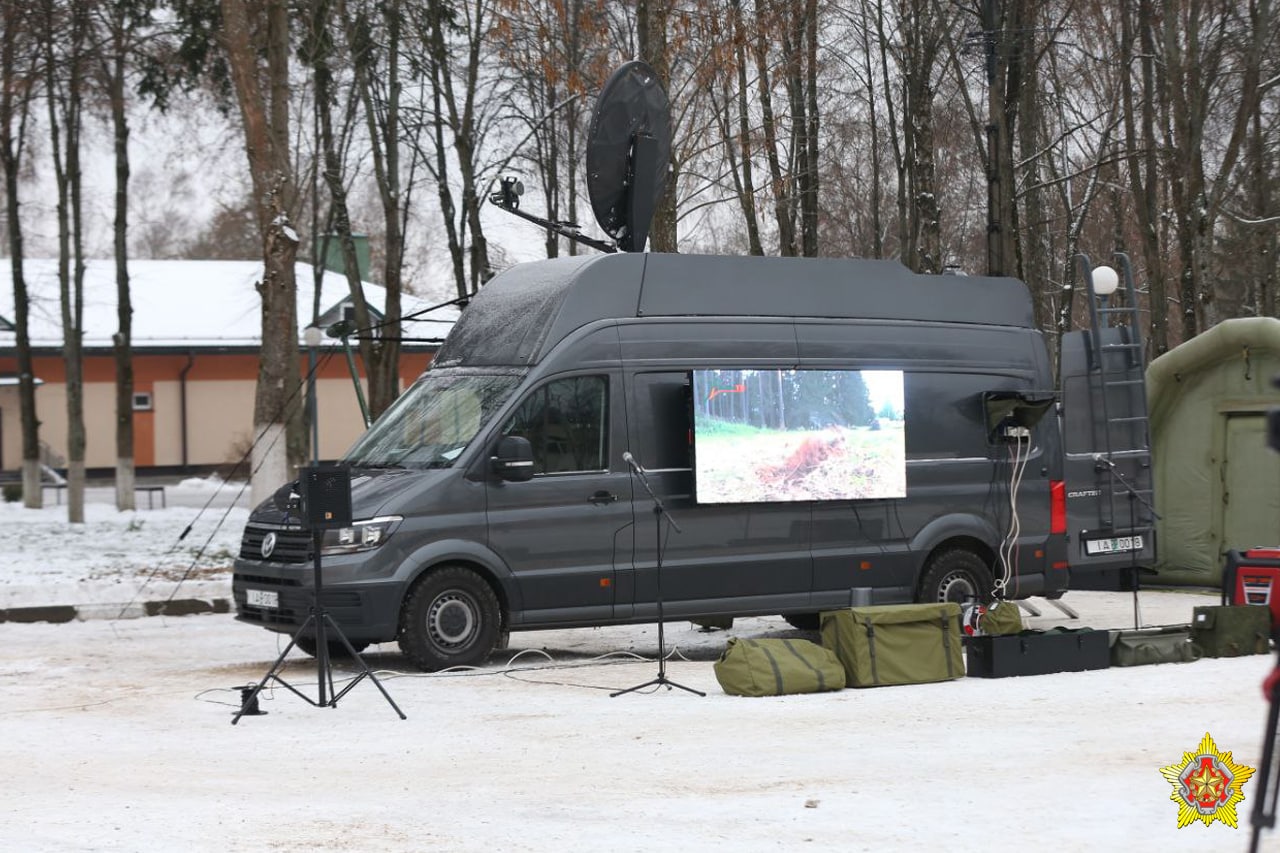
[239, 524, 312, 564]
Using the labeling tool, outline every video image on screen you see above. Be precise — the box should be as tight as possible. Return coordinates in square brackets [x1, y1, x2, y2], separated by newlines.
[692, 368, 905, 504]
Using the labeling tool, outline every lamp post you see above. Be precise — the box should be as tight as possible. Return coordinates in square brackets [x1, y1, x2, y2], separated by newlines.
[304, 324, 322, 465]
[1091, 264, 1120, 305]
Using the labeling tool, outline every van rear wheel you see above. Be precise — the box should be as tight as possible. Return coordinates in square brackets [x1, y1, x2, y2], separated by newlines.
[919, 549, 993, 606]
[398, 565, 501, 671]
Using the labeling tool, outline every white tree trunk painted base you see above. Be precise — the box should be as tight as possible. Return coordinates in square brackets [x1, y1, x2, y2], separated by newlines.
[22, 460, 41, 509]
[115, 459, 136, 512]
[250, 422, 289, 510]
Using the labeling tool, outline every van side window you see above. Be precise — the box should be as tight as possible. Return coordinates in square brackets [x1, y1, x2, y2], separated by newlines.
[631, 372, 692, 470]
[502, 376, 608, 474]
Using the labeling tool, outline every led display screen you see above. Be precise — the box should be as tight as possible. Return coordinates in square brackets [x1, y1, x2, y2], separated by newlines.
[691, 368, 906, 503]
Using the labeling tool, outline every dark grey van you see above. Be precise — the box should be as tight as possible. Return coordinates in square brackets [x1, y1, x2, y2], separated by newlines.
[232, 253, 1075, 669]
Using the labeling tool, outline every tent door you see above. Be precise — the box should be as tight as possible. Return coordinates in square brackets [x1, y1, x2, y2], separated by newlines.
[1221, 413, 1280, 555]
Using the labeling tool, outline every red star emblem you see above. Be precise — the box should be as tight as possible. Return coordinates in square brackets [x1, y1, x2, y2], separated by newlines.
[1180, 756, 1232, 811]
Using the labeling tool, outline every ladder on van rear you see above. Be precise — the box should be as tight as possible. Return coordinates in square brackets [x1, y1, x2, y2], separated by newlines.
[1071, 252, 1157, 561]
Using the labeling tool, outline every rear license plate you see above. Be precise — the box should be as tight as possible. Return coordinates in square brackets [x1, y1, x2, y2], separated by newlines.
[246, 588, 279, 609]
[1084, 535, 1144, 556]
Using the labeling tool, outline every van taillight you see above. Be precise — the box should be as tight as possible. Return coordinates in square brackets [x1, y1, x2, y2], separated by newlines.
[1050, 480, 1066, 534]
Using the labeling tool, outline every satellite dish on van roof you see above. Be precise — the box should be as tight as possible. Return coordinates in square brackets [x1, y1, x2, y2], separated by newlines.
[487, 60, 670, 255]
[585, 60, 671, 252]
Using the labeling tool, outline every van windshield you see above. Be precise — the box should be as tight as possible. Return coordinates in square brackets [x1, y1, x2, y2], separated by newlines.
[343, 372, 522, 469]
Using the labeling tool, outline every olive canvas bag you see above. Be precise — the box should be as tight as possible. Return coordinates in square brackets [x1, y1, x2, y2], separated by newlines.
[713, 637, 846, 697]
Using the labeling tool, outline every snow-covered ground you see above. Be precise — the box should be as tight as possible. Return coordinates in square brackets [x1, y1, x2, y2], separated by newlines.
[0, 476, 250, 615]
[0, 482, 1276, 851]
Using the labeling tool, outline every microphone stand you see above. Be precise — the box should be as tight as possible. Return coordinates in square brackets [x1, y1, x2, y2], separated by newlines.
[612, 452, 704, 697]
[1093, 454, 1161, 629]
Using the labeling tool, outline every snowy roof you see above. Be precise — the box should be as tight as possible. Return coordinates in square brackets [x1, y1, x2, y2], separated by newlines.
[0, 259, 458, 350]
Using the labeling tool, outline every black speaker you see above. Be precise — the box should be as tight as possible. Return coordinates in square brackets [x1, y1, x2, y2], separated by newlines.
[300, 465, 353, 529]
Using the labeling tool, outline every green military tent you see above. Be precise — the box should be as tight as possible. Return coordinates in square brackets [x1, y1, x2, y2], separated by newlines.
[1148, 317, 1280, 585]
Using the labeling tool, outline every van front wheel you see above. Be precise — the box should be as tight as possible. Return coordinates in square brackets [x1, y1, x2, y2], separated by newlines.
[918, 549, 993, 606]
[294, 635, 370, 659]
[398, 566, 501, 671]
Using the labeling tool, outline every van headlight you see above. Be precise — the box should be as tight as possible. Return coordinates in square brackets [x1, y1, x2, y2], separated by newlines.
[318, 516, 403, 555]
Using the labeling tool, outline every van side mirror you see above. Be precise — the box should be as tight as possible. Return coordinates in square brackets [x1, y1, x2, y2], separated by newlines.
[492, 435, 535, 482]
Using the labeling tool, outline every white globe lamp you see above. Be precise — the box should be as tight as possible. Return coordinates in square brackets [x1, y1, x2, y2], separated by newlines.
[1091, 265, 1120, 297]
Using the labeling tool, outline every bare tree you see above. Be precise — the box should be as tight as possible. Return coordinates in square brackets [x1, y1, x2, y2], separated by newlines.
[407, 0, 510, 295]
[638, 0, 678, 251]
[220, 0, 305, 505]
[343, 0, 416, 417]
[1161, 0, 1274, 338]
[92, 0, 161, 511]
[0, 0, 42, 507]
[39, 0, 91, 523]
[1116, 0, 1172, 354]
[492, 0, 611, 258]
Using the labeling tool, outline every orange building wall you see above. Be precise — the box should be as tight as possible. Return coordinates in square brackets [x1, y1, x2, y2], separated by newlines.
[0, 349, 435, 472]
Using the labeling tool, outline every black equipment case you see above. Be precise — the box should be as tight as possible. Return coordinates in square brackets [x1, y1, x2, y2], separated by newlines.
[966, 629, 1111, 678]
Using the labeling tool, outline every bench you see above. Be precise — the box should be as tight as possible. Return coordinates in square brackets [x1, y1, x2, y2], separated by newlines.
[136, 485, 166, 509]
[41, 482, 166, 508]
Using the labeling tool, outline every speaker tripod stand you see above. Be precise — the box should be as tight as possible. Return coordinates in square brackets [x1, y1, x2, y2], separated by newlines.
[612, 452, 704, 698]
[234, 467, 405, 724]
[234, 527, 405, 724]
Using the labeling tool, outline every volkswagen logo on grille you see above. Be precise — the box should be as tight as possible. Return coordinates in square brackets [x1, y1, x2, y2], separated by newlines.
[260, 532, 278, 559]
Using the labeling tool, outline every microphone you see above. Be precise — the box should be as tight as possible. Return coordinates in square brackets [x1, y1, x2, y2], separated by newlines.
[622, 451, 644, 474]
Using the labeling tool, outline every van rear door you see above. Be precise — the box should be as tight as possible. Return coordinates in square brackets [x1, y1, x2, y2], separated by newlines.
[1059, 325, 1157, 588]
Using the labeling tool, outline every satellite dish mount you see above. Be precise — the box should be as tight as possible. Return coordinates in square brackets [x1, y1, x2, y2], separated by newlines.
[489, 60, 671, 254]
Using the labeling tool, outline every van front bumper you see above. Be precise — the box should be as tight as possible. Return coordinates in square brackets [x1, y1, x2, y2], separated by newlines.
[232, 564, 402, 644]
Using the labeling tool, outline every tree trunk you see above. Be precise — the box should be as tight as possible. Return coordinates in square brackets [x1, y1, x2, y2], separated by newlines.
[799, 0, 819, 256]
[312, 0, 395, 420]
[108, 40, 134, 510]
[1249, 109, 1277, 318]
[859, 2, 883, 259]
[727, 5, 763, 256]
[1122, 0, 1169, 354]
[221, 0, 303, 507]
[1015, 19, 1046, 329]
[638, 0, 676, 251]
[369, 0, 403, 414]
[42, 0, 89, 523]
[0, 4, 41, 508]
[753, 0, 795, 256]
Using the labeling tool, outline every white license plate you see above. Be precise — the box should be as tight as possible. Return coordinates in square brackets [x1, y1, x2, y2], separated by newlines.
[246, 588, 279, 609]
[1085, 535, 1145, 556]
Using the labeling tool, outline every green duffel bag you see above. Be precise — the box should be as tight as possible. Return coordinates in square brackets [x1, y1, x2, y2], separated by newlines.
[1109, 625, 1201, 666]
[1191, 605, 1271, 658]
[820, 603, 964, 687]
[713, 637, 846, 697]
[979, 600, 1024, 636]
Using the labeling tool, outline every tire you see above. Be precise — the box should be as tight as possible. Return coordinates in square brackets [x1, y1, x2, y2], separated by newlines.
[918, 548, 994, 606]
[397, 565, 502, 671]
[293, 635, 370, 659]
[783, 613, 820, 631]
